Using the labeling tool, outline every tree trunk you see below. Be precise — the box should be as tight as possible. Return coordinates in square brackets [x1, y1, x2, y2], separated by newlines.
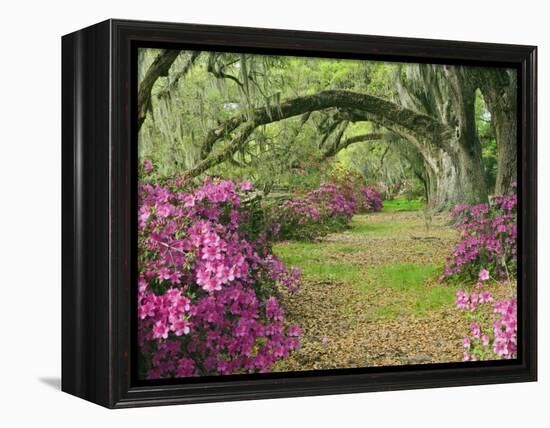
[394, 64, 488, 209]
[475, 69, 517, 195]
[493, 116, 517, 195]
[346, 109, 487, 210]
[425, 148, 485, 211]
[446, 65, 488, 206]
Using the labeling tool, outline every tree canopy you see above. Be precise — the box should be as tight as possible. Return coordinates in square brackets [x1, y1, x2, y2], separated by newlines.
[137, 48, 517, 210]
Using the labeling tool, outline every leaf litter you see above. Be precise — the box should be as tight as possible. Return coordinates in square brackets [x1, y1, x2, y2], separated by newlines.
[273, 210, 472, 372]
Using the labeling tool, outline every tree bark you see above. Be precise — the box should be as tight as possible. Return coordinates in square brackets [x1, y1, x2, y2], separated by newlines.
[137, 50, 180, 131]
[341, 109, 486, 210]
[183, 90, 454, 181]
[442, 65, 488, 207]
[182, 123, 257, 179]
[393, 64, 489, 209]
[475, 69, 517, 195]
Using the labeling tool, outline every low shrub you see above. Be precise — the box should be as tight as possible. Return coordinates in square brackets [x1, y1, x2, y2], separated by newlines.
[359, 185, 383, 212]
[271, 182, 359, 241]
[270, 197, 323, 241]
[455, 272, 517, 361]
[325, 163, 383, 213]
[443, 185, 517, 283]
[445, 185, 518, 362]
[137, 172, 301, 379]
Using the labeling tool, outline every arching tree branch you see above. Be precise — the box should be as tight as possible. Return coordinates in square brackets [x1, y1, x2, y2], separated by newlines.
[138, 50, 180, 130]
[321, 132, 388, 159]
[199, 90, 453, 160]
[183, 123, 257, 179]
[181, 90, 456, 180]
[319, 120, 348, 154]
[157, 51, 201, 100]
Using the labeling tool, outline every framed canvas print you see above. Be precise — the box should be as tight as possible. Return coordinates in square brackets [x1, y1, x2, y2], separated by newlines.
[62, 19, 537, 408]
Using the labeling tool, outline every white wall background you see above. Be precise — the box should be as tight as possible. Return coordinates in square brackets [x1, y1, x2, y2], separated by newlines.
[0, 0, 546, 425]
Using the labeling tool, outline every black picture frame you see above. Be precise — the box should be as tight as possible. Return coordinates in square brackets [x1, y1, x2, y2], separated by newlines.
[62, 19, 537, 408]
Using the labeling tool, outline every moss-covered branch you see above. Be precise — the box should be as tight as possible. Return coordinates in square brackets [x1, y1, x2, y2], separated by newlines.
[137, 50, 180, 130]
[199, 90, 453, 160]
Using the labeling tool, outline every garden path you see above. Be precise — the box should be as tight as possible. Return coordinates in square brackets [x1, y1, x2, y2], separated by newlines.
[273, 204, 471, 371]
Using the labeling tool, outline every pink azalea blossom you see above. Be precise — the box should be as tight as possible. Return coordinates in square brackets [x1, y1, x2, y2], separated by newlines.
[239, 180, 253, 191]
[444, 190, 517, 282]
[171, 319, 191, 336]
[470, 322, 481, 339]
[143, 159, 153, 174]
[288, 325, 301, 337]
[478, 269, 490, 281]
[152, 321, 169, 340]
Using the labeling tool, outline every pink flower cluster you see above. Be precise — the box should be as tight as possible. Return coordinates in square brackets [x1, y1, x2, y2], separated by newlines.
[455, 287, 494, 311]
[280, 199, 321, 225]
[455, 270, 517, 361]
[444, 186, 517, 282]
[359, 186, 383, 212]
[272, 182, 360, 240]
[307, 183, 358, 219]
[138, 173, 301, 379]
[444, 188, 519, 363]
[492, 298, 517, 358]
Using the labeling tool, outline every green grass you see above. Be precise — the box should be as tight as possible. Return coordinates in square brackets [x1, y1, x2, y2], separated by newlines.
[363, 263, 438, 292]
[274, 241, 363, 261]
[383, 197, 424, 212]
[349, 214, 418, 237]
[274, 239, 454, 320]
[362, 263, 455, 318]
[274, 241, 368, 283]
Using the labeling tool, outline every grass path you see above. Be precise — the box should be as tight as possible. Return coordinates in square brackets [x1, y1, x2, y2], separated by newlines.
[272, 204, 471, 371]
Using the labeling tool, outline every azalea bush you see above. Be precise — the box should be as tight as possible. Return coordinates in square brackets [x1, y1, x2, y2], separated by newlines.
[445, 186, 518, 361]
[270, 198, 322, 241]
[325, 163, 383, 213]
[455, 271, 517, 361]
[325, 163, 364, 199]
[360, 185, 383, 212]
[443, 185, 517, 283]
[137, 171, 301, 379]
[271, 182, 358, 241]
[308, 183, 358, 220]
